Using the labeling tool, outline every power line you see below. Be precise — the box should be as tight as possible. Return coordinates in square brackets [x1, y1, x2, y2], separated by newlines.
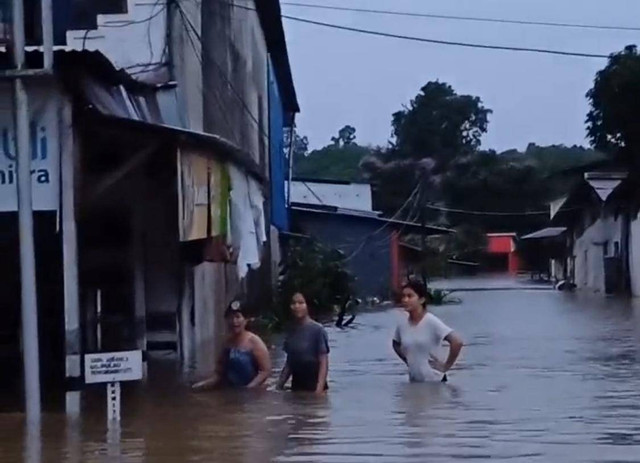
[344, 182, 422, 261]
[280, 2, 640, 33]
[280, 13, 610, 60]
[175, 5, 239, 140]
[425, 203, 555, 216]
[230, 3, 609, 59]
[175, 0, 267, 135]
[100, 3, 166, 28]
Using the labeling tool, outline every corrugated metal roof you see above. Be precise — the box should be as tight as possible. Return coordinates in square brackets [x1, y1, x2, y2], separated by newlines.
[13, 49, 266, 182]
[291, 205, 453, 235]
[521, 227, 567, 240]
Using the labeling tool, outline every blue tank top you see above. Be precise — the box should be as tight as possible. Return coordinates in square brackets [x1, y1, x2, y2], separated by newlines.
[225, 347, 258, 387]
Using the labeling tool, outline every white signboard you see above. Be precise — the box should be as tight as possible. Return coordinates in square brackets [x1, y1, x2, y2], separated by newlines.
[84, 350, 143, 384]
[0, 82, 60, 212]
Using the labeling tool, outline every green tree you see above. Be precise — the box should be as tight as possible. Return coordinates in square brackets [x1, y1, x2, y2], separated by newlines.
[587, 45, 640, 168]
[391, 81, 491, 170]
[363, 81, 490, 218]
[276, 237, 354, 325]
[293, 126, 374, 182]
[331, 125, 357, 147]
[285, 128, 309, 162]
[440, 145, 603, 233]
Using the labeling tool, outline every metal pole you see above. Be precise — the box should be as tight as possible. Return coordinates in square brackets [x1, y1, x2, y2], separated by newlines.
[132, 192, 147, 378]
[61, 100, 81, 416]
[12, 0, 42, 422]
[97, 289, 102, 351]
[11, 0, 25, 66]
[40, 0, 54, 70]
[286, 114, 297, 207]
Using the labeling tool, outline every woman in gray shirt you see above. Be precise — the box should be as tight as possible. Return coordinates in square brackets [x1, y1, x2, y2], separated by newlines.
[276, 292, 330, 393]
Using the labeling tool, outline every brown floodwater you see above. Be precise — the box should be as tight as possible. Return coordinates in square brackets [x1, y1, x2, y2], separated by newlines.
[2, 286, 640, 462]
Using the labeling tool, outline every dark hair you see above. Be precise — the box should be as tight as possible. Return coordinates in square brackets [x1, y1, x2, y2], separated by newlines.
[402, 280, 430, 307]
[224, 300, 249, 319]
[290, 291, 308, 304]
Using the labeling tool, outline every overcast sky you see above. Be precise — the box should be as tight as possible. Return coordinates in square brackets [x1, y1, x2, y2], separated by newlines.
[283, 0, 639, 152]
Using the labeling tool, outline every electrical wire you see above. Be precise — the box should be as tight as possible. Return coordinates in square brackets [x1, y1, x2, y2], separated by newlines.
[343, 182, 422, 261]
[280, 2, 640, 33]
[280, 13, 610, 59]
[175, 0, 268, 136]
[99, 3, 167, 28]
[424, 203, 565, 216]
[230, 3, 609, 59]
[175, 4, 240, 141]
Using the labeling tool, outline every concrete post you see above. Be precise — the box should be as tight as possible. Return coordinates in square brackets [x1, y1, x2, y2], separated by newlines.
[61, 100, 81, 416]
[132, 189, 147, 376]
[12, 0, 42, 422]
[40, 0, 54, 70]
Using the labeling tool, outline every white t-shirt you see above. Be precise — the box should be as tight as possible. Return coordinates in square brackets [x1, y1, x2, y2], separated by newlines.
[393, 312, 453, 382]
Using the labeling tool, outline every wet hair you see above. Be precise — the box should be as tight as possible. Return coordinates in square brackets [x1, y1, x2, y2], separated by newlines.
[290, 291, 307, 303]
[289, 291, 313, 314]
[402, 280, 430, 307]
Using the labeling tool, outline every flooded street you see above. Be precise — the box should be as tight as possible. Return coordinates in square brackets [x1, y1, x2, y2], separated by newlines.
[3, 287, 640, 462]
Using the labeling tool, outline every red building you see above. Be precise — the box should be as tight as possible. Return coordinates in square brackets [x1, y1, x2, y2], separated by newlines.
[486, 233, 521, 275]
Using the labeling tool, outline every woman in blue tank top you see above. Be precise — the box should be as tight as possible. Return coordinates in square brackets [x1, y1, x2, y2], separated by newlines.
[192, 300, 271, 390]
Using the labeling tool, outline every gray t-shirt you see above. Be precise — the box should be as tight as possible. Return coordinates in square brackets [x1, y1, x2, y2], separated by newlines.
[284, 320, 330, 391]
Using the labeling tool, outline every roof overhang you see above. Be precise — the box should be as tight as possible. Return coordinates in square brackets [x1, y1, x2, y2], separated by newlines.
[21, 50, 265, 183]
[550, 171, 628, 223]
[254, 1, 299, 114]
[84, 112, 265, 183]
[521, 227, 567, 240]
[291, 205, 453, 236]
[584, 172, 627, 202]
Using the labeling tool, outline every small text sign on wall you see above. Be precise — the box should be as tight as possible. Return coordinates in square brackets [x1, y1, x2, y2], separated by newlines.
[84, 350, 143, 385]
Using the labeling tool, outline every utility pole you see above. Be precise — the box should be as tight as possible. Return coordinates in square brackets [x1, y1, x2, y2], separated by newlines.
[419, 174, 429, 289]
[286, 115, 297, 207]
[5, 0, 54, 422]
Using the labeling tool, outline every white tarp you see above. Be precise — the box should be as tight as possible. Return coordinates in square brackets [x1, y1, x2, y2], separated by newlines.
[0, 83, 60, 212]
[228, 165, 267, 279]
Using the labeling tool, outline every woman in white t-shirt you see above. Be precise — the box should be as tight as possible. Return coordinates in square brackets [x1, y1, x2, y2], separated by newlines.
[393, 281, 464, 383]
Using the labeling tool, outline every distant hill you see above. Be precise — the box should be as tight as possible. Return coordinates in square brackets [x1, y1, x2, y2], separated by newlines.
[293, 143, 374, 183]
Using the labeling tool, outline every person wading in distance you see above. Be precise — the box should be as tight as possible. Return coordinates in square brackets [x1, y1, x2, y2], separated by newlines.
[393, 281, 464, 383]
[276, 292, 330, 394]
[192, 300, 271, 390]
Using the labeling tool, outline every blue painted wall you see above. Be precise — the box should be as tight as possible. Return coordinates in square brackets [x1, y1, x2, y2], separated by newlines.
[293, 211, 392, 298]
[268, 58, 289, 231]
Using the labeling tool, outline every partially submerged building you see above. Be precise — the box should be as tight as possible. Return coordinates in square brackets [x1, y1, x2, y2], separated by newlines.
[289, 180, 451, 298]
[0, 1, 298, 410]
[528, 170, 640, 295]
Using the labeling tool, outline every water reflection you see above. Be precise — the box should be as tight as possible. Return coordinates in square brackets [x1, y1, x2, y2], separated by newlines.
[2, 289, 640, 462]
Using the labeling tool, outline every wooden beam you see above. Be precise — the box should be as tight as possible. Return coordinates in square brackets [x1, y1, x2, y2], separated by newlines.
[85, 144, 158, 205]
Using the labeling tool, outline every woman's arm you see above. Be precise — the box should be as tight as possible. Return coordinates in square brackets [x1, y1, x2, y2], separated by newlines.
[315, 354, 329, 394]
[392, 340, 407, 365]
[432, 332, 464, 373]
[191, 375, 220, 391]
[192, 349, 227, 391]
[276, 360, 292, 390]
[247, 335, 272, 389]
